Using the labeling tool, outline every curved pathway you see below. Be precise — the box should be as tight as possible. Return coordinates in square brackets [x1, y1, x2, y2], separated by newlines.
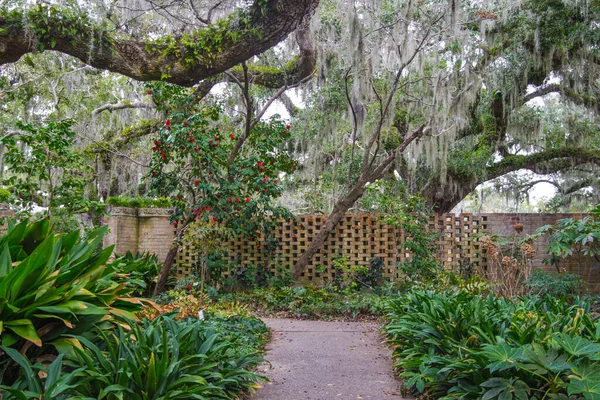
[252, 318, 405, 400]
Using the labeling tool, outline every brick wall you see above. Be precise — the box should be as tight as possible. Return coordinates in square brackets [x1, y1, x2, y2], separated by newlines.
[102, 209, 600, 292]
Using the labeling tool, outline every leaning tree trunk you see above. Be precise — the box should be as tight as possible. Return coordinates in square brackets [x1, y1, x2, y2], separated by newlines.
[153, 215, 194, 296]
[293, 176, 370, 279]
[292, 126, 425, 279]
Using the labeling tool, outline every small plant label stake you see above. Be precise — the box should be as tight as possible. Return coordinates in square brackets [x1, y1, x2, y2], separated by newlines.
[198, 309, 205, 321]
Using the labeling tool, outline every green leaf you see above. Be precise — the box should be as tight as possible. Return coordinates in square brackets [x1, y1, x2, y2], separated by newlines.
[4, 319, 42, 346]
[1, 345, 42, 392]
[553, 333, 600, 359]
[0, 243, 13, 277]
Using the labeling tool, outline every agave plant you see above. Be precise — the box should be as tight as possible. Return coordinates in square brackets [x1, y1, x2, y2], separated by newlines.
[0, 218, 144, 383]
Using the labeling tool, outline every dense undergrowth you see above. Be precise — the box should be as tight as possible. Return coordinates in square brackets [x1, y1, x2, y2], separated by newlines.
[383, 289, 600, 399]
[0, 219, 267, 399]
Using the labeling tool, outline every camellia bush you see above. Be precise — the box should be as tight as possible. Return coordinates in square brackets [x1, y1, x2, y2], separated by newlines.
[146, 83, 295, 292]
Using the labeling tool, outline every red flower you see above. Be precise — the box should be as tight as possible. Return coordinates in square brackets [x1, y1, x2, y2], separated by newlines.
[227, 198, 232, 203]
[257, 161, 263, 167]
[147, 90, 152, 95]
[180, 146, 186, 151]
[208, 170, 212, 175]
[190, 138, 195, 143]
[214, 135, 219, 140]
[263, 177, 268, 182]
[165, 120, 171, 126]
[259, 167, 264, 172]
[153, 140, 159, 146]
[194, 179, 199, 185]
[161, 152, 166, 159]
[214, 142, 219, 147]
[184, 122, 189, 127]
[187, 285, 192, 291]
[213, 217, 218, 222]
[209, 140, 213, 144]
[230, 134, 235, 140]
[286, 125, 290, 130]
[173, 221, 178, 227]
[257, 243, 261, 249]
[235, 198, 240, 203]
[152, 171, 157, 176]
[246, 197, 251, 202]
[194, 147, 199, 152]
[274, 179, 279, 184]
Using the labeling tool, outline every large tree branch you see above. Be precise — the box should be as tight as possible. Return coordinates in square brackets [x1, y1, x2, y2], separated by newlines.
[1, 0, 319, 87]
[487, 147, 600, 179]
[92, 101, 156, 116]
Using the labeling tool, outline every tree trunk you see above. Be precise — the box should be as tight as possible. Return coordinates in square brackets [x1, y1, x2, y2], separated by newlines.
[153, 216, 194, 295]
[293, 175, 369, 279]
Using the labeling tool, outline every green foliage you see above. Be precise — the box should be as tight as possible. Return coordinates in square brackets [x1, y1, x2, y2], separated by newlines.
[537, 216, 600, 275]
[526, 270, 583, 298]
[381, 195, 442, 282]
[1, 314, 267, 399]
[217, 286, 388, 320]
[106, 195, 171, 209]
[0, 218, 143, 385]
[383, 289, 600, 399]
[1, 120, 92, 216]
[112, 251, 162, 297]
[0, 188, 11, 203]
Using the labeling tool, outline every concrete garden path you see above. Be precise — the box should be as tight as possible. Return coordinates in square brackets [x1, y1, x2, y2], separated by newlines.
[252, 318, 405, 400]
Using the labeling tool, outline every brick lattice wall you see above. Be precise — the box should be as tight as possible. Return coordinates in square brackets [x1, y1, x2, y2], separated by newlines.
[102, 210, 600, 291]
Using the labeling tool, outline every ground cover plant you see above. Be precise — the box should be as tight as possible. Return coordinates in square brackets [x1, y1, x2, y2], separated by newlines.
[0, 219, 269, 399]
[383, 289, 600, 399]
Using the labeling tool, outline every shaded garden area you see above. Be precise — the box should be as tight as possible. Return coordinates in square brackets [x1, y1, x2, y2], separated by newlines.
[1, 0, 600, 398]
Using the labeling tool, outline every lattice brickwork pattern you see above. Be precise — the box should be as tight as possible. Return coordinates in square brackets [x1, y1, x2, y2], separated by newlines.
[173, 213, 491, 283]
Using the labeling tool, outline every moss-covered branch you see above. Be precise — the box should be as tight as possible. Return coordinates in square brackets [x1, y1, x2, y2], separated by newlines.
[0, 0, 318, 87]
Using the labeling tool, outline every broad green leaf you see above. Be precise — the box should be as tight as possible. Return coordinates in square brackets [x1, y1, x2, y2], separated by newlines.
[1, 345, 42, 392]
[4, 319, 42, 346]
[0, 243, 12, 277]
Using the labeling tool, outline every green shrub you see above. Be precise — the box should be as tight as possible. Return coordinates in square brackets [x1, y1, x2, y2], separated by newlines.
[112, 251, 162, 297]
[218, 286, 388, 320]
[106, 195, 171, 209]
[1, 314, 267, 399]
[526, 269, 583, 298]
[383, 290, 600, 399]
[0, 188, 11, 203]
[0, 219, 145, 385]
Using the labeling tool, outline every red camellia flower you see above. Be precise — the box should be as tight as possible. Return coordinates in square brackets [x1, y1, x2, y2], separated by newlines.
[227, 198, 232, 203]
[165, 120, 171, 126]
[180, 146, 186, 151]
[190, 138, 195, 143]
[259, 167, 264, 172]
[230, 134, 235, 140]
[214, 135, 219, 140]
[187, 285, 192, 291]
[184, 122, 189, 127]
[152, 171, 157, 176]
[147, 90, 152, 95]
[173, 221, 178, 227]
[245, 197, 251, 202]
[194, 147, 199, 152]
[208, 170, 212, 175]
[235, 198, 240, 203]
[161, 152, 166, 159]
[286, 125, 291, 130]
[209, 140, 213, 144]
[263, 177, 268, 182]
[214, 142, 219, 147]
[153, 140, 159, 146]
[274, 179, 279, 184]
[213, 217, 218, 222]
[194, 179, 199, 185]
[257, 161, 263, 167]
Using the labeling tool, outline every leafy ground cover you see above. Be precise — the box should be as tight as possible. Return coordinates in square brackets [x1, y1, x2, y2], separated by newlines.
[214, 286, 389, 321]
[0, 219, 269, 400]
[383, 289, 600, 399]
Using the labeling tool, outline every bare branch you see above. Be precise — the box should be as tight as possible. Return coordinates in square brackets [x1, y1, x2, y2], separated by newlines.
[92, 101, 155, 116]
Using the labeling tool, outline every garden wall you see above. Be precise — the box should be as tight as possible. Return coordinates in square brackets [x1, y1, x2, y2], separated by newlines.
[102, 208, 600, 291]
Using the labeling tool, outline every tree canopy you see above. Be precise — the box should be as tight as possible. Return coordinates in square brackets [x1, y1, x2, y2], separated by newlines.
[1, 0, 600, 279]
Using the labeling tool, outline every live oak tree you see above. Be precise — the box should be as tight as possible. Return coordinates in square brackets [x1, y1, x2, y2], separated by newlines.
[1, 0, 600, 284]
